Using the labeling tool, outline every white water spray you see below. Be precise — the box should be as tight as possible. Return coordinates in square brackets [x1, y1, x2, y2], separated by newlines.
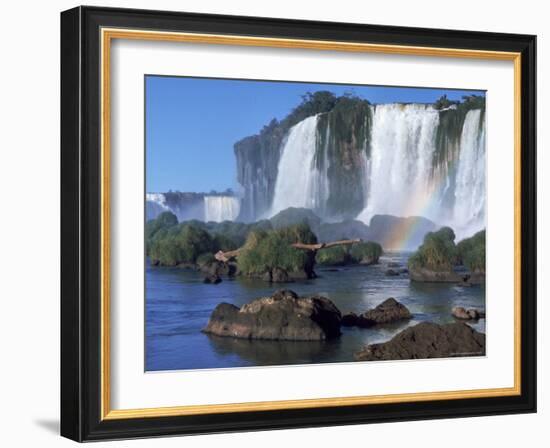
[270, 115, 320, 215]
[204, 196, 241, 222]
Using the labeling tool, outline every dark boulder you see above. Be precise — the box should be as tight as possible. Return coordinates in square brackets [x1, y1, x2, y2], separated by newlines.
[272, 267, 290, 283]
[452, 306, 486, 320]
[341, 298, 411, 327]
[203, 274, 222, 284]
[385, 269, 400, 276]
[354, 322, 485, 361]
[203, 289, 342, 341]
[260, 267, 293, 283]
[341, 312, 361, 327]
[200, 260, 237, 278]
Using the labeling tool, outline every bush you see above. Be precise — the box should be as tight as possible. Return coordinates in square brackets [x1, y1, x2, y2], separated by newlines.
[408, 227, 458, 272]
[196, 252, 216, 268]
[238, 223, 317, 275]
[350, 241, 382, 263]
[316, 246, 350, 266]
[457, 230, 486, 273]
[149, 223, 216, 266]
[145, 211, 178, 255]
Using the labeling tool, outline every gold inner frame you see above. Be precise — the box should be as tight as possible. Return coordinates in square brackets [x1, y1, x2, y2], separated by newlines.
[100, 27, 522, 420]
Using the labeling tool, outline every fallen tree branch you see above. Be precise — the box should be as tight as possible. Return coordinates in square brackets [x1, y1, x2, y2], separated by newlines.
[214, 239, 362, 262]
[291, 239, 361, 251]
[215, 248, 241, 263]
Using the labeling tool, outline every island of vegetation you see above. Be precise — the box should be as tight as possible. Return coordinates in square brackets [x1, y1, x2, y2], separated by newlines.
[408, 227, 485, 284]
[146, 209, 384, 283]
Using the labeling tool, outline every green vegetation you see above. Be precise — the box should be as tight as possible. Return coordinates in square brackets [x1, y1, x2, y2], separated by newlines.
[350, 241, 383, 264]
[238, 223, 318, 276]
[316, 241, 382, 266]
[409, 227, 486, 273]
[270, 207, 321, 232]
[408, 227, 458, 272]
[316, 246, 350, 266]
[316, 95, 372, 218]
[433, 94, 458, 110]
[433, 94, 486, 168]
[281, 91, 338, 129]
[148, 224, 216, 266]
[457, 230, 486, 273]
[146, 212, 245, 266]
[196, 252, 216, 268]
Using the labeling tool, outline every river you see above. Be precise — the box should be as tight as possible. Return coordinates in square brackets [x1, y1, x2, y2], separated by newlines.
[145, 253, 485, 371]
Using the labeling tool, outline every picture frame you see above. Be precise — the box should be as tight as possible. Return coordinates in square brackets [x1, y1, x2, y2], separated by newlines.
[60, 5, 536, 442]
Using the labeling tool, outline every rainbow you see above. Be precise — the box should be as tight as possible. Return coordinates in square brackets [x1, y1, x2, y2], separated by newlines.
[381, 168, 453, 251]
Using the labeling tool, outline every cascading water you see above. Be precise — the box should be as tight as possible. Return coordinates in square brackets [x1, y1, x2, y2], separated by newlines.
[452, 110, 486, 238]
[146, 193, 170, 221]
[260, 102, 486, 242]
[270, 116, 320, 215]
[357, 104, 486, 240]
[204, 196, 241, 222]
[358, 104, 441, 224]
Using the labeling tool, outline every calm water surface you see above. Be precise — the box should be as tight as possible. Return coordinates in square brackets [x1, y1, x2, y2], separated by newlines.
[145, 253, 485, 371]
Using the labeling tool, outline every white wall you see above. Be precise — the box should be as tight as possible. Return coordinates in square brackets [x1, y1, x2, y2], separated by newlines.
[0, 0, 545, 446]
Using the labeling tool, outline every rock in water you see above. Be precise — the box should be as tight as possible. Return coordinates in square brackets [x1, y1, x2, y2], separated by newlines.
[341, 298, 411, 327]
[203, 289, 342, 341]
[354, 322, 485, 361]
[409, 267, 463, 283]
[452, 306, 486, 320]
[203, 274, 222, 284]
[363, 298, 412, 323]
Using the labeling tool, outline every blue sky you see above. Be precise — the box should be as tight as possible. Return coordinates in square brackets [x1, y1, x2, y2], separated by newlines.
[146, 76, 484, 193]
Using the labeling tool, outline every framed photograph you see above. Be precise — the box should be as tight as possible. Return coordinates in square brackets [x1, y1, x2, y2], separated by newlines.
[60, 6, 536, 441]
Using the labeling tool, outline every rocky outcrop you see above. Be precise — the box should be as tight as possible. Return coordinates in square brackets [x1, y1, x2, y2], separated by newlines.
[354, 322, 486, 361]
[200, 260, 237, 284]
[260, 267, 293, 283]
[341, 298, 411, 327]
[461, 272, 486, 285]
[203, 274, 221, 284]
[452, 306, 486, 320]
[409, 267, 464, 283]
[203, 289, 342, 341]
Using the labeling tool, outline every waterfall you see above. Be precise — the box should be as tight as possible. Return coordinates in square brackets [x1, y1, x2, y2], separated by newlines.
[235, 98, 486, 243]
[356, 105, 485, 240]
[452, 110, 486, 238]
[358, 104, 441, 224]
[270, 116, 320, 215]
[204, 196, 241, 222]
[146, 193, 170, 221]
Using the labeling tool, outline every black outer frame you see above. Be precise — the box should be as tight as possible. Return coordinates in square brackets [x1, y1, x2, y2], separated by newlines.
[60, 5, 537, 442]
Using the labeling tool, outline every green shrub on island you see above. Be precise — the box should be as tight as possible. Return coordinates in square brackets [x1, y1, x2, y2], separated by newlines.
[457, 230, 486, 273]
[409, 227, 486, 276]
[196, 252, 216, 268]
[315, 241, 382, 266]
[350, 241, 382, 264]
[238, 223, 318, 277]
[149, 224, 216, 266]
[408, 227, 458, 272]
[316, 246, 350, 266]
[270, 207, 321, 232]
[145, 211, 178, 243]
